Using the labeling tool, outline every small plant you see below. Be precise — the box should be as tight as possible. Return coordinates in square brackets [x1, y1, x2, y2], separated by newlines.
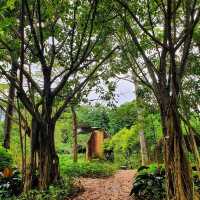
[16, 177, 74, 200]
[131, 164, 200, 200]
[130, 164, 166, 200]
[194, 174, 200, 194]
[0, 168, 22, 199]
[193, 167, 200, 196]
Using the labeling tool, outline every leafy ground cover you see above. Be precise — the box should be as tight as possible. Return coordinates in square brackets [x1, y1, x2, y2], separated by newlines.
[14, 177, 73, 200]
[131, 164, 200, 200]
[0, 148, 117, 200]
[60, 154, 117, 178]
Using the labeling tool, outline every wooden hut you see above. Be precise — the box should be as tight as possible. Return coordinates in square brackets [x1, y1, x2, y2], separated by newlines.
[86, 128, 109, 160]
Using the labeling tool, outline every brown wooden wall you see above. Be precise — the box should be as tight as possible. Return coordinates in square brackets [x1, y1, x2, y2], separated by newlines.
[86, 130, 104, 160]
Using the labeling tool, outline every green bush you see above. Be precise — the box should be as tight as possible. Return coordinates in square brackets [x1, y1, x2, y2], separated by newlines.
[104, 126, 141, 168]
[0, 169, 22, 199]
[131, 164, 200, 200]
[0, 147, 13, 171]
[60, 154, 116, 178]
[131, 164, 166, 200]
[14, 177, 73, 200]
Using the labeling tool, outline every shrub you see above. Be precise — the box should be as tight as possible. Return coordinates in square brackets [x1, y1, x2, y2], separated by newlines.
[0, 169, 22, 199]
[131, 164, 200, 200]
[15, 177, 73, 200]
[60, 154, 116, 178]
[130, 164, 166, 200]
[104, 126, 141, 168]
[0, 147, 13, 171]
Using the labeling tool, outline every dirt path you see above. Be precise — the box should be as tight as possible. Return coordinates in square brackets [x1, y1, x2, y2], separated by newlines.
[72, 170, 136, 200]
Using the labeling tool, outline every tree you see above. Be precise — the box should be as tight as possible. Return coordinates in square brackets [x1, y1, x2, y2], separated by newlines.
[3, 58, 18, 149]
[78, 105, 110, 129]
[0, 0, 118, 190]
[133, 75, 149, 166]
[0, 1, 20, 149]
[111, 0, 200, 199]
[139, 130, 149, 165]
[71, 106, 78, 163]
[108, 102, 138, 134]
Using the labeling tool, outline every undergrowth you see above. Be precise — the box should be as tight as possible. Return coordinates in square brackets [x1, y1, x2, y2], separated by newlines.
[60, 154, 117, 178]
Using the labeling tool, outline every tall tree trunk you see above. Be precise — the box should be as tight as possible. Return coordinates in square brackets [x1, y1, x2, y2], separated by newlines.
[38, 122, 59, 189]
[132, 72, 149, 165]
[3, 61, 18, 149]
[139, 131, 149, 166]
[24, 119, 59, 191]
[71, 106, 78, 163]
[3, 87, 15, 149]
[160, 97, 193, 200]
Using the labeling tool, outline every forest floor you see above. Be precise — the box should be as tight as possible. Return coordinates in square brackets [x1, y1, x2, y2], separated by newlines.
[71, 170, 136, 200]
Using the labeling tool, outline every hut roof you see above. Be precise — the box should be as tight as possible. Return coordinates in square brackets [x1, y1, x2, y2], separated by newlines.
[91, 128, 110, 138]
[78, 124, 110, 138]
[77, 124, 93, 133]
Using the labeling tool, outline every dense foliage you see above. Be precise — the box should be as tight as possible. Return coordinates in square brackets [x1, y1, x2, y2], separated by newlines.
[0, 169, 21, 199]
[0, 147, 12, 171]
[60, 155, 116, 178]
[130, 164, 166, 200]
[76, 101, 139, 134]
[0, 1, 199, 199]
[104, 127, 140, 168]
[11, 177, 73, 200]
[131, 165, 200, 200]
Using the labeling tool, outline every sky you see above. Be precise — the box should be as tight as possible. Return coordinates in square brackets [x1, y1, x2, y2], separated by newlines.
[114, 79, 135, 105]
[0, 79, 135, 120]
[88, 79, 135, 106]
[0, 61, 135, 108]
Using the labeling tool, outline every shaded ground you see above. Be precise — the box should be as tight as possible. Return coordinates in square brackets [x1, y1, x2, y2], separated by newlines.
[72, 170, 136, 200]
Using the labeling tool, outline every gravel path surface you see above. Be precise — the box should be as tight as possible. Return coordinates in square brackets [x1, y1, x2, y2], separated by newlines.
[72, 170, 136, 200]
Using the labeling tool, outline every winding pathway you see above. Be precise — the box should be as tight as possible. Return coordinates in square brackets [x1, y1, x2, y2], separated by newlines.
[72, 170, 136, 200]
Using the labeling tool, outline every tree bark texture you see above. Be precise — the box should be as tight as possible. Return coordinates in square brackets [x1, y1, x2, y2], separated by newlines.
[3, 61, 18, 149]
[71, 106, 78, 163]
[132, 72, 149, 166]
[139, 131, 149, 166]
[160, 97, 193, 200]
[24, 118, 60, 191]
